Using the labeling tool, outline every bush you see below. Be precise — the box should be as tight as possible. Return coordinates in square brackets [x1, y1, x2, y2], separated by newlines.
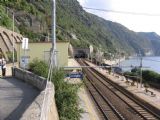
[131, 67, 140, 74]
[142, 70, 160, 84]
[28, 59, 83, 120]
[124, 69, 160, 88]
[52, 68, 83, 120]
[29, 59, 48, 77]
[6, 51, 17, 62]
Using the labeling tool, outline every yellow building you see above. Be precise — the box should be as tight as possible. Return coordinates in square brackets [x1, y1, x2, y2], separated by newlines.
[16, 41, 69, 67]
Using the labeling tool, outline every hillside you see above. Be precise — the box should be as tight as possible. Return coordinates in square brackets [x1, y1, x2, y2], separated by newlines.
[0, 1, 51, 41]
[1, 0, 160, 56]
[138, 32, 160, 55]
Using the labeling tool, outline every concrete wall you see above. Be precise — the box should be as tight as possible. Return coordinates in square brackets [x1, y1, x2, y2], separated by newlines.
[13, 67, 47, 90]
[12, 68, 59, 120]
[16, 42, 69, 67]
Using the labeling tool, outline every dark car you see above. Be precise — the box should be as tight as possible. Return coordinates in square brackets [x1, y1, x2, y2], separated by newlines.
[113, 67, 122, 74]
[101, 63, 111, 69]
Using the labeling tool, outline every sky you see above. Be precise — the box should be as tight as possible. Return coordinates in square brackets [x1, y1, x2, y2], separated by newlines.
[77, 0, 160, 35]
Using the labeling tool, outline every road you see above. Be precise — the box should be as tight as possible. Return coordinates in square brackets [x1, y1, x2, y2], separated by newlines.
[0, 77, 39, 120]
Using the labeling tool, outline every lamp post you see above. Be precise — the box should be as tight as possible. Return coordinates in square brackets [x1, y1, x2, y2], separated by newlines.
[52, 0, 57, 67]
[12, 12, 15, 67]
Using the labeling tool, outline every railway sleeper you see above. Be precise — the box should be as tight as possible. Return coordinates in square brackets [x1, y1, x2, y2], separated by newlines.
[140, 114, 155, 117]
[144, 116, 156, 119]
[144, 117, 157, 120]
[103, 113, 119, 120]
[138, 113, 156, 119]
[87, 85, 124, 119]
[102, 107, 114, 111]
[141, 114, 155, 117]
[133, 109, 156, 117]
[136, 109, 147, 112]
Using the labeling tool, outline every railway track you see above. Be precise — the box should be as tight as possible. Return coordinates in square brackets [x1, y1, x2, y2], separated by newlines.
[85, 71, 125, 120]
[78, 59, 160, 120]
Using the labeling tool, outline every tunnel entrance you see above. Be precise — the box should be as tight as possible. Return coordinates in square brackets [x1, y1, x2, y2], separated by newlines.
[74, 48, 89, 58]
[75, 50, 87, 58]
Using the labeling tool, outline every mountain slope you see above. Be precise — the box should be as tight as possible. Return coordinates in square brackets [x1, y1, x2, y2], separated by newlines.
[1, 0, 160, 56]
[138, 32, 160, 55]
[56, 0, 155, 55]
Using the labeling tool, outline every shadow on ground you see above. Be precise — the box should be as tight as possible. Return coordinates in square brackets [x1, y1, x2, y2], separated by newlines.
[0, 77, 40, 120]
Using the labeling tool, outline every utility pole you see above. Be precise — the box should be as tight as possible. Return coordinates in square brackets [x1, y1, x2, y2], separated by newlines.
[52, 0, 57, 67]
[118, 50, 121, 68]
[12, 12, 15, 67]
[138, 50, 143, 88]
[140, 56, 143, 88]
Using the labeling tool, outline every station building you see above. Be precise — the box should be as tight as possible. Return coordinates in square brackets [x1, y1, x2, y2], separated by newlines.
[16, 41, 69, 67]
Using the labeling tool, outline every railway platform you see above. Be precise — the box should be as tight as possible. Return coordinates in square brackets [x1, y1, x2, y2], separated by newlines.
[86, 60, 160, 110]
[66, 58, 100, 120]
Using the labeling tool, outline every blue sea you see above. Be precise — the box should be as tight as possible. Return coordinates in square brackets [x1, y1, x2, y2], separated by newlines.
[120, 56, 160, 73]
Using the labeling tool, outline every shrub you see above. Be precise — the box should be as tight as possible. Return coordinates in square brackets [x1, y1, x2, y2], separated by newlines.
[124, 69, 160, 88]
[131, 67, 140, 74]
[52, 68, 83, 120]
[29, 59, 48, 77]
[28, 60, 83, 120]
[6, 51, 17, 62]
[142, 70, 160, 84]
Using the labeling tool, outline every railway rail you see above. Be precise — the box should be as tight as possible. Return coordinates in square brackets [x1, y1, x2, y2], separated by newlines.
[78, 59, 160, 120]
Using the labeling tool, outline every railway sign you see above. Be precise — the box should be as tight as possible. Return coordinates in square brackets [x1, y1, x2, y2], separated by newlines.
[67, 72, 83, 80]
[20, 56, 29, 69]
[22, 38, 29, 49]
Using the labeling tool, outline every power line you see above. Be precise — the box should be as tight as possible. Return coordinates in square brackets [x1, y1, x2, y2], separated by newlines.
[56, 25, 71, 35]
[57, 3, 160, 16]
[83, 7, 160, 16]
[143, 58, 160, 62]
[124, 57, 160, 63]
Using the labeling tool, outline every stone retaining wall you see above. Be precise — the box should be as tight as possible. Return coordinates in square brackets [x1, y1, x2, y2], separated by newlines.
[12, 67, 59, 120]
[0, 26, 23, 60]
[13, 67, 47, 90]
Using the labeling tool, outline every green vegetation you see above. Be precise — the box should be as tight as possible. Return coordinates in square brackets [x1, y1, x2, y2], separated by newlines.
[28, 59, 83, 120]
[0, 1, 51, 41]
[51, 69, 83, 120]
[6, 51, 17, 62]
[1, 0, 160, 55]
[124, 68, 160, 89]
[29, 59, 49, 77]
[0, 5, 18, 32]
[1, 0, 40, 15]
[142, 70, 160, 84]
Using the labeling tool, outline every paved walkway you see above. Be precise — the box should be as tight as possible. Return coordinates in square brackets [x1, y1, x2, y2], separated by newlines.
[86, 61, 160, 110]
[0, 77, 39, 120]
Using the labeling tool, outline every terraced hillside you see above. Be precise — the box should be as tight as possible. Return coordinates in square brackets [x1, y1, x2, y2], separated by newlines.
[0, 26, 23, 60]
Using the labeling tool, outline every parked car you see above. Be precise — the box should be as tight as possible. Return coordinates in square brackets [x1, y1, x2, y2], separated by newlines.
[113, 67, 122, 74]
